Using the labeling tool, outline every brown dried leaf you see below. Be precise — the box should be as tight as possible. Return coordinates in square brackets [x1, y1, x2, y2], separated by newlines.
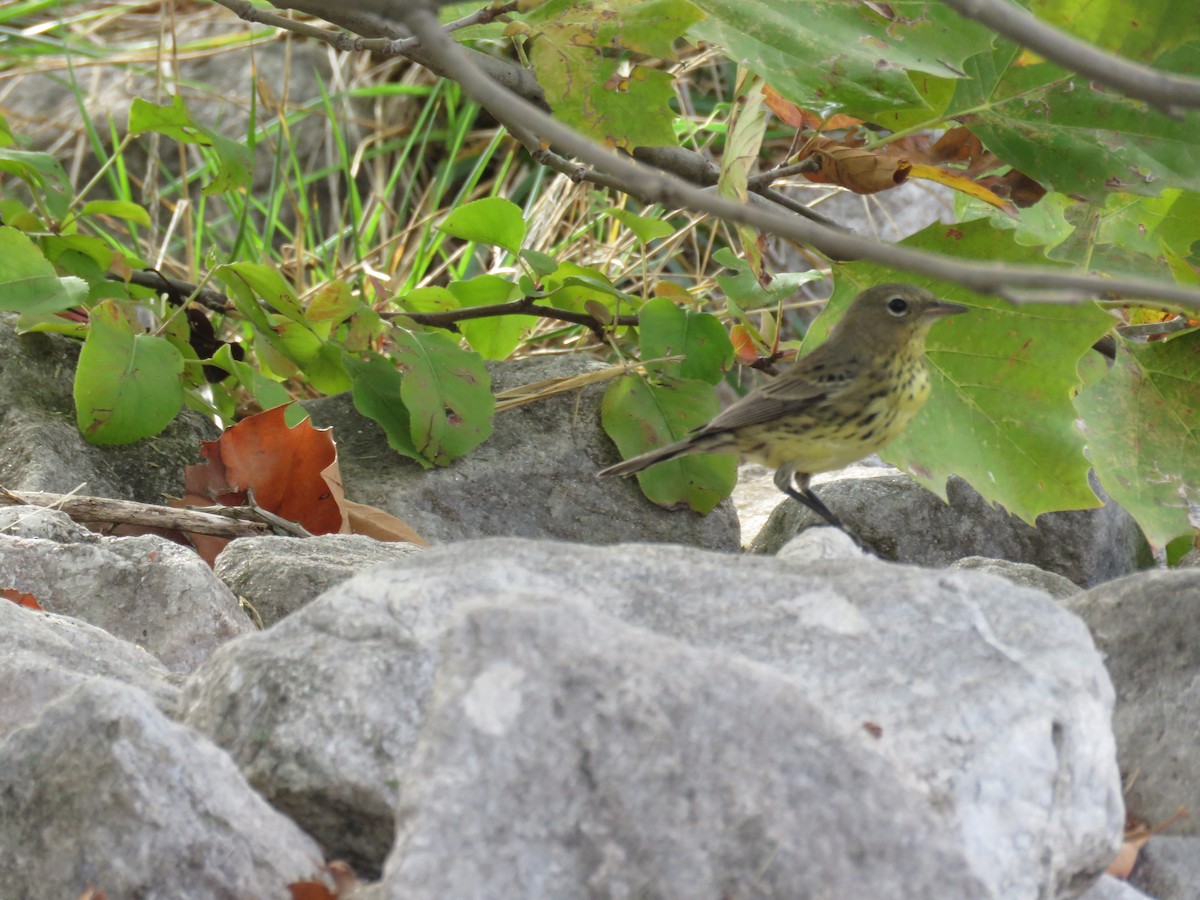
[795, 136, 911, 194]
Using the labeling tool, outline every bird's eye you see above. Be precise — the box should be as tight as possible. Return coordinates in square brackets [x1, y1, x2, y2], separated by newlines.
[886, 297, 909, 316]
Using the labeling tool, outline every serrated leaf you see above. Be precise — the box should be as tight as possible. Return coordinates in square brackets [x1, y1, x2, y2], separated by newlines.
[437, 197, 526, 255]
[1027, 0, 1200, 64]
[820, 219, 1114, 523]
[391, 329, 494, 465]
[345, 354, 432, 467]
[74, 300, 184, 445]
[601, 373, 735, 513]
[950, 43, 1200, 201]
[521, 0, 705, 58]
[1075, 333, 1200, 547]
[638, 296, 733, 384]
[690, 0, 994, 120]
[0, 226, 88, 316]
[531, 46, 678, 148]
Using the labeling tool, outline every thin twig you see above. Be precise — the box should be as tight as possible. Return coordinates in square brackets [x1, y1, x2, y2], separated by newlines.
[0, 487, 274, 538]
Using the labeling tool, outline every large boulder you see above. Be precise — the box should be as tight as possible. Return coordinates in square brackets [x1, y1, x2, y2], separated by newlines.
[182, 538, 1121, 895]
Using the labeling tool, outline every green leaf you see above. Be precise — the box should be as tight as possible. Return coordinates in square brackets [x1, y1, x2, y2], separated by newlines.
[689, 0, 994, 120]
[604, 208, 676, 244]
[0, 149, 72, 219]
[401, 286, 460, 314]
[1075, 332, 1200, 548]
[950, 43, 1200, 201]
[601, 373, 736, 514]
[74, 300, 184, 445]
[345, 354, 432, 468]
[533, 50, 679, 148]
[449, 274, 527, 359]
[274, 320, 352, 394]
[821, 219, 1114, 524]
[216, 262, 305, 323]
[522, 0, 705, 58]
[437, 197, 526, 255]
[80, 200, 152, 228]
[128, 95, 252, 194]
[520, 0, 701, 148]
[638, 296, 733, 384]
[305, 281, 361, 332]
[0, 226, 88, 317]
[210, 344, 294, 411]
[1027, 0, 1200, 64]
[460, 316, 528, 360]
[720, 75, 769, 284]
[447, 274, 521, 307]
[713, 247, 822, 311]
[391, 329, 495, 465]
[521, 249, 560, 277]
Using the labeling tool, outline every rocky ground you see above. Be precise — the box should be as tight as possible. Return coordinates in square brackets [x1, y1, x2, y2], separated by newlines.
[2, 321, 1198, 900]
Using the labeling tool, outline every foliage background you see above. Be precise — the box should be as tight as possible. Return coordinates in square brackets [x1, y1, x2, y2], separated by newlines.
[1, 0, 1198, 552]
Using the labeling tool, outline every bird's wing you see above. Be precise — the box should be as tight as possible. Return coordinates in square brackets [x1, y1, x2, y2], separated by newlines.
[699, 349, 864, 434]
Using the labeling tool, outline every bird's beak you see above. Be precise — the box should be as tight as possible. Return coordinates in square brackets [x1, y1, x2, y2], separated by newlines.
[925, 300, 969, 318]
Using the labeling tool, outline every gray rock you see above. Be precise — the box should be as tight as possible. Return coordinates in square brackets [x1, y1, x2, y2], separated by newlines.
[304, 355, 739, 550]
[0, 593, 178, 741]
[776, 524, 866, 562]
[182, 538, 1121, 894]
[1130, 835, 1200, 900]
[0, 513, 252, 671]
[382, 599, 988, 899]
[0, 678, 323, 900]
[0, 505, 93, 541]
[215, 534, 423, 626]
[751, 470, 1152, 587]
[1080, 875, 1158, 899]
[953, 556, 1082, 600]
[1065, 570, 1200, 838]
[0, 316, 218, 504]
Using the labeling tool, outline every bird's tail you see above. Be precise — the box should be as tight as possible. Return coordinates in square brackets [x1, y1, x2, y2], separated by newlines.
[597, 432, 732, 478]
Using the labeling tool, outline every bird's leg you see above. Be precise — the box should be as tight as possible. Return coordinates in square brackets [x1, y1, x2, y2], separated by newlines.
[773, 466, 874, 554]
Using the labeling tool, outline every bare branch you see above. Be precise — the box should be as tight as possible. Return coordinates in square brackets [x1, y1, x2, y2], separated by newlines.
[941, 0, 1200, 116]
[0, 488, 274, 538]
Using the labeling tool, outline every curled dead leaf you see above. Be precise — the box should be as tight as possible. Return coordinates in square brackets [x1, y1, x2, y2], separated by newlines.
[794, 136, 911, 194]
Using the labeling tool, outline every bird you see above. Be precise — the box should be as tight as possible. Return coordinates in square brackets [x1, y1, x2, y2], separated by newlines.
[597, 283, 968, 544]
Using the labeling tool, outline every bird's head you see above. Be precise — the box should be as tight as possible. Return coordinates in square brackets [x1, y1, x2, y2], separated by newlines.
[834, 283, 968, 350]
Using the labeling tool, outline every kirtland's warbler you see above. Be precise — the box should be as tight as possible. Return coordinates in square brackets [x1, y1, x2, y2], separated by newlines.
[597, 283, 967, 537]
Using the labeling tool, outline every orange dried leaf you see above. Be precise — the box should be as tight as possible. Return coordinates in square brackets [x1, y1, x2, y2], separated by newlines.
[729, 324, 760, 366]
[181, 405, 344, 536]
[2, 587, 43, 610]
[344, 500, 427, 546]
[287, 882, 336, 900]
[908, 164, 1017, 215]
[762, 87, 861, 131]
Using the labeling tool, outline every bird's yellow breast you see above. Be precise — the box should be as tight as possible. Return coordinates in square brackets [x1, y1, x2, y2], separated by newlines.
[736, 352, 932, 474]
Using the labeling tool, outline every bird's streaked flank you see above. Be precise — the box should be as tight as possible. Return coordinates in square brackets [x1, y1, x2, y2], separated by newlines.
[598, 283, 967, 544]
